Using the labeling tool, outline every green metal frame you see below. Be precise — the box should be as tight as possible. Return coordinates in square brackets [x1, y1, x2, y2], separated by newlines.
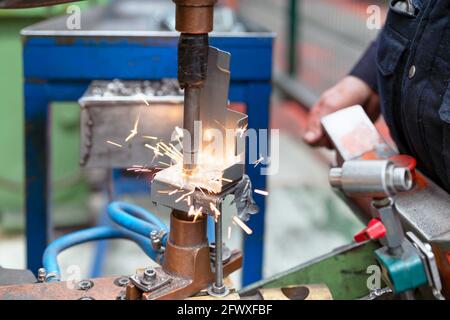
[241, 241, 383, 300]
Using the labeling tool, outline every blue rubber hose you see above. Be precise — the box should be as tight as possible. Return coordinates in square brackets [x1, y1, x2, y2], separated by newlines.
[42, 226, 157, 282]
[107, 201, 169, 243]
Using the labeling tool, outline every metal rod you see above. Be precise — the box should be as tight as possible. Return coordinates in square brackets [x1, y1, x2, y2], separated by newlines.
[183, 87, 201, 174]
[214, 207, 224, 289]
[208, 202, 229, 297]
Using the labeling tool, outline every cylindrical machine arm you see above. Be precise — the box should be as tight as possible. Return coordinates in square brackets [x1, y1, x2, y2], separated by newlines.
[173, 0, 216, 34]
[173, 0, 217, 174]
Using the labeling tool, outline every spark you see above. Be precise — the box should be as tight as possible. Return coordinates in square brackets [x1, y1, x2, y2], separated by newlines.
[237, 124, 248, 138]
[137, 93, 150, 106]
[188, 205, 196, 217]
[168, 189, 179, 196]
[175, 190, 194, 203]
[158, 141, 182, 162]
[254, 189, 269, 196]
[125, 111, 141, 142]
[158, 190, 172, 194]
[221, 177, 233, 183]
[214, 119, 226, 129]
[233, 216, 253, 235]
[158, 161, 171, 167]
[209, 202, 221, 222]
[228, 226, 232, 240]
[193, 207, 203, 222]
[145, 144, 164, 158]
[142, 135, 157, 140]
[106, 140, 122, 148]
[253, 156, 264, 167]
[169, 143, 183, 158]
[175, 126, 184, 138]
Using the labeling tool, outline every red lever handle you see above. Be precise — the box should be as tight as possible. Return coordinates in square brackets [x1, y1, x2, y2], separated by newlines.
[354, 218, 387, 243]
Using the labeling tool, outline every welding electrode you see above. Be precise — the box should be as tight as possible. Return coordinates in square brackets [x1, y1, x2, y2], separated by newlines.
[173, 0, 217, 175]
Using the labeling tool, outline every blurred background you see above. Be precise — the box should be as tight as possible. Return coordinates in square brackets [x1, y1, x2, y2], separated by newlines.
[0, 0, 388, 287]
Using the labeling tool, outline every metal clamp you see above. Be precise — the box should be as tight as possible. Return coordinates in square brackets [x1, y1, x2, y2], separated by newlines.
[406, 232, 445, 300]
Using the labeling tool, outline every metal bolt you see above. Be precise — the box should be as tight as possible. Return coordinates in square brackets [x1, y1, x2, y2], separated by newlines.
[114, 277, 130, 287]
[77, 280, 94, 291]
[116, 291, 126, 300]
[141, 268, 157, 285]
[37, 268, 46, 283]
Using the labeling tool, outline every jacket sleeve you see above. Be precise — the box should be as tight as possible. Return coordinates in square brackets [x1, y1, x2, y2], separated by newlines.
[349, 34, 380, 93]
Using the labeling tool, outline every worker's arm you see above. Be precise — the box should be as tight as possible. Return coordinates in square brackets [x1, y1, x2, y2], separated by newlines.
[303, 36, 381, 147]
[349, 36, 379, 93]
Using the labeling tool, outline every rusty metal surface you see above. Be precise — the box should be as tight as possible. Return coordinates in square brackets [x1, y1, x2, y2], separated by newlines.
[138, 212, 241, 300]
[0, 277, 122, 300]
[173, 0, 217, 34]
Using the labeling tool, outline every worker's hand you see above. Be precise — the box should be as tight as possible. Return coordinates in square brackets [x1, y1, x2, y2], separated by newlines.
[302, 76, 380, 147]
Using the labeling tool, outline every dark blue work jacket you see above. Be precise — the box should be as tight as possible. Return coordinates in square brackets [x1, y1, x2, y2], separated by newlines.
[351, 0, 450, 193]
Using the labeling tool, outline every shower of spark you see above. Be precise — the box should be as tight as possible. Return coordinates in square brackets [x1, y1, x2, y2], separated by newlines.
[253, 156, 264, 167]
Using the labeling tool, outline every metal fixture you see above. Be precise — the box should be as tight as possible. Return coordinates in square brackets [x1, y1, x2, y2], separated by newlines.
[406, 232, 445, 300]
[173, 0, 217, 175]
[208, 202, 230, 297]
[37, 268, 46, 283]
[329, 160, 413, 198]
[141, 268, 157, 285]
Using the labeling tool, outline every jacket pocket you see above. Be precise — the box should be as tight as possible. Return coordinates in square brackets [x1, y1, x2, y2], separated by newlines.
[376, 27, 409, 76]
[390, 0, 421, 18]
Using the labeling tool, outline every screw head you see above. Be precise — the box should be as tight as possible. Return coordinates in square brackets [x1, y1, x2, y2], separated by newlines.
[141, 268, 157, 284]
[207, 284, 230, 298]
[77, 280, 94, 291]
[114, 277, 130, 287]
